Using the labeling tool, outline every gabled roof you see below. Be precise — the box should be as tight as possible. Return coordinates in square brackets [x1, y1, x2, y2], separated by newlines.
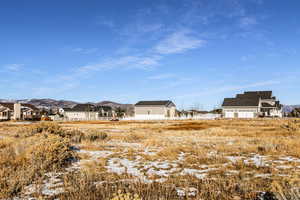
[261, 103, 274, 108]
[0, 103, 14, 110]
[22, 103, 39, 111]
[222, 97, 260, 107]
[223, 91, 279, 107]
[66, 104, 112, 112]
[135, 100, 175, 107]
[261, 101, 282, 109]
[0, 103, 39, 111]
[62, 107, 72, 112]
[100, 106, 112, 112]
[243, 91, 273, 99]
[71, 104, 95, 112]
[0, 107, 9, 112]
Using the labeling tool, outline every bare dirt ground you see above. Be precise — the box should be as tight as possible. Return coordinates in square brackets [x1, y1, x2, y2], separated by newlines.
[0, 119, 300, 199]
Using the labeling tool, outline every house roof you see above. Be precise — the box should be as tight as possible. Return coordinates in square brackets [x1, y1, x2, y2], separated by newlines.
[100, 106, 112, 112]
[261, 103, 274, 107]
[0, 103, 14, 110]
[71, 104, 95, 112]
[62, 107, 72, 112]
[22, 103, 39, 111]
[0, 107, 9, 112]
[135, 100, 175, 107]
[222, 97, 260, 107]
[66, 104, 112, 112]
[243, 91, 273, 99]
[223, 91, 279, 107]
[261, 101, 282, 109]
[0, 103, 39, 111]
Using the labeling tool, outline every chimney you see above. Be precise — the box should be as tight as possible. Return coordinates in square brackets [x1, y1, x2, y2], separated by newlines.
[13, 103, 21, 120]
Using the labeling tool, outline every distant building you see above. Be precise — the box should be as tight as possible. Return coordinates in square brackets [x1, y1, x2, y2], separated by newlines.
[177, 110, 206, 118]
[0, 103, 41, 121]
[134, 100, 176, 119]
[222, 91, 283, 118]
[63, 104, 114, 121]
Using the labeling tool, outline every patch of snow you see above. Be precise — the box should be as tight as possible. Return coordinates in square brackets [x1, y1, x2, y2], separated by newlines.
[79, 149, 114, 159]
[254, 174, 272, 178]
[106, 157, 180, 181]
[225, 170, 239, 175]
[24, 172, 64, 197]
[107, 158, 141, 176]
[276, 165, 293, 169]
[107, 141, 142, 148]
[108, 129, 123, 133]
[176, 187, 198, 197]
[273, 160, 286, 164]
[279, 156, 300, 163]
[244, 155, 268, 167]
[143, 148, 157, 156]
[207, 151, 218, 157]
[178, 152, 185, 161]
[226, 156, 245, 163]
[180, 168, 218, 179]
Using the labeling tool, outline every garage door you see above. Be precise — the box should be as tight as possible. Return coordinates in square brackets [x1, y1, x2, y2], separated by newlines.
[225, 112, 235, 118]
[238, 112, 254, 118]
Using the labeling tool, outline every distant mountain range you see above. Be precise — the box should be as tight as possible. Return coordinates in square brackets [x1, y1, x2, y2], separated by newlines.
[0, 98, 134, 112]
[283, 105, 300, 113]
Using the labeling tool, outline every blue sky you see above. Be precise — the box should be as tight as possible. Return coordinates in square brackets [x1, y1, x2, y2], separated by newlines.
[0, 0, 299, 109]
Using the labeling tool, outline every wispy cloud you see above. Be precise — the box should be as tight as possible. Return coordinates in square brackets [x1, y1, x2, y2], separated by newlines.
[32, 82, 79, 97]
[78, 55, 161, 73]
[71, 47, 99, 54]
[4, 64, 24, 71]
[96, 17, 115, 28]
[241, 54, 255, 61]
[147, 73, 176, 80]
[239, 17, 258, 28]
[154, 30, 206, 54]
[138, 23, 163, 33]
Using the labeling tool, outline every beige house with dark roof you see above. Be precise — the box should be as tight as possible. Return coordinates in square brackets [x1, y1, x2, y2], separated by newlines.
[0, 103, 41, 121]
[63, 104, 114, 121]
[134, 100, 176, 119]
[222, 91, 283, 118]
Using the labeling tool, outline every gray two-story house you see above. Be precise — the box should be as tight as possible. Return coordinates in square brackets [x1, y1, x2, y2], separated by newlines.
[222, 91, 282, 118]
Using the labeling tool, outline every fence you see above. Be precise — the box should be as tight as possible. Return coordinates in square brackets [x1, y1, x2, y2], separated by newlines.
[122, 114, 221, 121]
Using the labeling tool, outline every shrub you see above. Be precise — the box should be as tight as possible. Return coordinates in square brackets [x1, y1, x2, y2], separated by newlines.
[0, 134, 76, 198]
[24, 122, 64, 137]
[281, 120, 300, 133]
[84, 131, 108, 141]
[26, 134, 76, 171]
[64, 129, 85, 143]
[22, 123, 85, 143]
[124, 133, 145, 142]
[0, 138, 13, 149]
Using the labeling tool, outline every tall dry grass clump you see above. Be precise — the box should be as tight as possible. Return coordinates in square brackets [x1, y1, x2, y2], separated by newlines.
[26, 134, 75, 171]
[0, 123, 76, 199]
[58, 170, 277, 200]
[84, 130, 108, 141]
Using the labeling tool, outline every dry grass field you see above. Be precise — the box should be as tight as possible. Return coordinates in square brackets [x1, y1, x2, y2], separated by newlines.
[0, 119, 300, 200]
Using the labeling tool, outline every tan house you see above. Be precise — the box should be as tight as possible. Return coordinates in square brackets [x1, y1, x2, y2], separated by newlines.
[0, 103, 41, 121]
[134, 100, 176, 119]
[63, 104, 114, 121]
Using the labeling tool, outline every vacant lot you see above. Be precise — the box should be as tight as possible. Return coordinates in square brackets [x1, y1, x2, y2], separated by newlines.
[0, 119, 300, 199]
